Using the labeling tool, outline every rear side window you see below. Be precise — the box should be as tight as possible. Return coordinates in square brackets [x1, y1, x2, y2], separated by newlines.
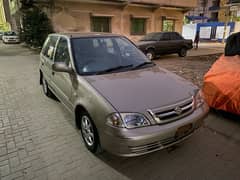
[42, 36, 59, 60]
[54, 37, 70, 65]
[171, 32, 183, 40]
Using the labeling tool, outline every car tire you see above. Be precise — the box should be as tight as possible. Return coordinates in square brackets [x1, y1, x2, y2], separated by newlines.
[178, 48, 187, 57]
[42, 76, 52, 97]
[146, 49, 155, 60]
[79, 112, 100, 154]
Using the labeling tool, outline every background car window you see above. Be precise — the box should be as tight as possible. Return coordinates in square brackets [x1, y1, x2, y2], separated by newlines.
[171, 33, 183, 40]
[54, 38, 70, 65]
[161, 33, 170, 41]
[3, 31, 16, 36]
[42, 36, 58, 61]
[140, 33, 162, 41]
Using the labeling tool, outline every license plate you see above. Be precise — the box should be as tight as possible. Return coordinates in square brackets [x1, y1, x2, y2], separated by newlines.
[175, 124, 193, 139]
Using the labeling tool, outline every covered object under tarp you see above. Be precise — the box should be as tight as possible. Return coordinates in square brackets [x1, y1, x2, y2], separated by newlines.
[202, 55, 240, 115]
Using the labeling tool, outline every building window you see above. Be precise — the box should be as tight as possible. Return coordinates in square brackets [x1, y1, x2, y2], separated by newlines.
[162, 19, 175, 32]
[131, 18, 146, 35]
[91, 16, 111, 32]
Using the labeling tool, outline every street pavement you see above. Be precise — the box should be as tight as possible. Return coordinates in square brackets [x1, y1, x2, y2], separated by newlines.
[188, 42, 224, 57]
[0, 43, 240, 180]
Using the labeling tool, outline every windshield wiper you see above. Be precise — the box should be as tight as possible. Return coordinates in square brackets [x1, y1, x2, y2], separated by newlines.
[132, 62, 155, 70]
[96, 64, 134, 75]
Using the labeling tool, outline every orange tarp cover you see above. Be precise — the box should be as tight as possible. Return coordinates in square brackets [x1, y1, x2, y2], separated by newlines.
[203, 55, 240, 115]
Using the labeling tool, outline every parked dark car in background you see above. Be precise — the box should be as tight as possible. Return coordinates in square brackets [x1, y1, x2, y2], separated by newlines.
[137, 32, 193, 60]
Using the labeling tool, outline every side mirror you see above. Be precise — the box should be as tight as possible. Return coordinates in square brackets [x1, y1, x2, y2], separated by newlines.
[52, 62, 74, 74]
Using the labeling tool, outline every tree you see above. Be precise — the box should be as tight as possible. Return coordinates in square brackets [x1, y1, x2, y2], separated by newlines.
[20, 1, 53, 47]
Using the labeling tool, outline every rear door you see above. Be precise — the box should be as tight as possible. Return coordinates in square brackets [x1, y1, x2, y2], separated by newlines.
[159, 33, 172, 54]
[170, 32, 184, 52]
[40, 35, 59, 88]
[52, 37, 73, 111]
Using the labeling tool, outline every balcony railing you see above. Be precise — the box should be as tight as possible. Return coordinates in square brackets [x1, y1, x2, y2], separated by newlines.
[209, 5, 220, 11]
[208, 17, 218, 22]
[228, 0, 240, 3]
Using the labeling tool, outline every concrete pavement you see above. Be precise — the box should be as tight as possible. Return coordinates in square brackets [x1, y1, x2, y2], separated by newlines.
[155, 42, 224, 59]
[0, 43, 239, 180]
[188, 42, 224, 57]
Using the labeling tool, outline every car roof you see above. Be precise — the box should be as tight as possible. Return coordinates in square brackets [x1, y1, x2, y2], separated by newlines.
[50, 32, 122, 38]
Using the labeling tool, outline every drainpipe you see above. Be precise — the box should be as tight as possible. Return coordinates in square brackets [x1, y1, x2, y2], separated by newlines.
[222, 6, 229, 43]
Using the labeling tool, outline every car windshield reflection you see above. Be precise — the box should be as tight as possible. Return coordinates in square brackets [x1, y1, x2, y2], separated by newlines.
[71, 37, 150, 75]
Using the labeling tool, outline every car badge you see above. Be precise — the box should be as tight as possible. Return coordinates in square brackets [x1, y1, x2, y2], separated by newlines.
[174, 106, 183, 115]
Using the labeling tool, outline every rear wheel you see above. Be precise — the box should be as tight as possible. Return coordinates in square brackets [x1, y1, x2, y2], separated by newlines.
[79, 112, 100, 153]
[146, 49, 155, 60]
[178, 48, 187, 57]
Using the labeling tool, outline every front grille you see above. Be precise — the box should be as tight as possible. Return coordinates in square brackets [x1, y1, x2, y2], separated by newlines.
[155, 98, 194, 123]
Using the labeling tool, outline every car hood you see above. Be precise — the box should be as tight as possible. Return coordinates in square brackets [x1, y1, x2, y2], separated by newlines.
[84, 66, 198, 112]
[136, 41, 156, 47]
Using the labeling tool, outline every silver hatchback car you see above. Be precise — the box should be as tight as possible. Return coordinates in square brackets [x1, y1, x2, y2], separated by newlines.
[39, 33, 209, 157]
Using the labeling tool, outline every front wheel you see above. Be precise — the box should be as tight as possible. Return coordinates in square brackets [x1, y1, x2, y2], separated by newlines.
[80, 113, 100, 153]
[178, 48, 187, 57]
[146, 50, 155, 60]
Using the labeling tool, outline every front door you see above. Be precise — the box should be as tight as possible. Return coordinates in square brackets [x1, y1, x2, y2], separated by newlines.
[40, 35, 59, 88]
[52, 37, 73, 111]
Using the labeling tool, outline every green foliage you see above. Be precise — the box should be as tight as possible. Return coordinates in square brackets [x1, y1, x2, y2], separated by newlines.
[183, 16, 190, 25]
[236, 17, 240, 22]
[21, 7, 53, 47]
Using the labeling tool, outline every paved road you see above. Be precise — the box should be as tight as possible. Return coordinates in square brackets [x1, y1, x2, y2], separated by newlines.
[160, 42, 224, 59]
[0, 43, 240, 180]
[188, 42, 224, 57]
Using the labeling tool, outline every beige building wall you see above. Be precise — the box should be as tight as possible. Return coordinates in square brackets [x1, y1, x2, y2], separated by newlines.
[218, 0, 227, 22]
[51, 1, 187, 41]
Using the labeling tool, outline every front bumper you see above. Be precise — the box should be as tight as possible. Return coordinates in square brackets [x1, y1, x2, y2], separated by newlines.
[100, 103, 209, 157]
[3, 39, 20, 43]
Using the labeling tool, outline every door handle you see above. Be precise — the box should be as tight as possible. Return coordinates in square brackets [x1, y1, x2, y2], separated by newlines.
[52, 71, 55, 76]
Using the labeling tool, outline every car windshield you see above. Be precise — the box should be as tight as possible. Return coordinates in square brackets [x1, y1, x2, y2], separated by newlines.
[71, 37, 150, 75]
[4, 31, 16, 36]
[140, 33, 163, 41]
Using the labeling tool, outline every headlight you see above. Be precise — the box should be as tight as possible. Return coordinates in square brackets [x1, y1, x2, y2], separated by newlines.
[194, 90, 205, 108]
[107, 113, 150, 129]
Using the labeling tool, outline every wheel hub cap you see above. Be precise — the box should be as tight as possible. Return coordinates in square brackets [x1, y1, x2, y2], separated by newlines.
[81, 116, 94, 146]
[146, 53, 153, 60]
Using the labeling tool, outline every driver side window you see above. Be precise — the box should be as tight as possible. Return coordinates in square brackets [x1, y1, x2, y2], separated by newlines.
[54, 37, 70, 65]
